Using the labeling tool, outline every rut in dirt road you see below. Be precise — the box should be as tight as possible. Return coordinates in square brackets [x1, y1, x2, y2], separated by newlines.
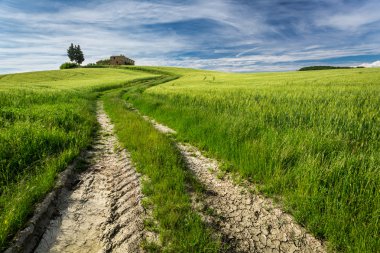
[148, 118, 326, 253]
[35, 102, 145, 253]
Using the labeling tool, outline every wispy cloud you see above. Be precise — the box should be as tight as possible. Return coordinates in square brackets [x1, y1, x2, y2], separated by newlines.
[0, 0, 379, 73]
[316, 1, 380, 31]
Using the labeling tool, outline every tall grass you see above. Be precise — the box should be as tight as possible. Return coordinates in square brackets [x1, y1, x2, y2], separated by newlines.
[0, 68, 153, 250]
[102, 73, 221, 252]
[128, 67, 380, 252]
[2, 66, 379, 252]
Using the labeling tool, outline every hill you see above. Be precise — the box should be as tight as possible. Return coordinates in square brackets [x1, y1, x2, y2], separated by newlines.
[128, 67, 380, 252]
[0, 67, 379, 252]
[0, 68, 155, 250]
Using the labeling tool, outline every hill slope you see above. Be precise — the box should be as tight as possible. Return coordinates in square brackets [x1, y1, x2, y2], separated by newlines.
[1, 66, 379, 252]
[127, 67, 380, 252]
[0, 68, 155, 249]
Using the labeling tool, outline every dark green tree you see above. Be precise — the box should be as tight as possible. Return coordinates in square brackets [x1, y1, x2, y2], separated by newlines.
[74, 45, 85, 65]
[66, 43, 85, 65]
[67, 43, 75, 62]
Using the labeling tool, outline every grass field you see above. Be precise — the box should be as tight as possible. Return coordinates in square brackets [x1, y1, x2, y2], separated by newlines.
[102, 76, 221, 251]
[0, 68, 154, 249]
[0, 66, 379, 252]
[127, 67, 380, 252]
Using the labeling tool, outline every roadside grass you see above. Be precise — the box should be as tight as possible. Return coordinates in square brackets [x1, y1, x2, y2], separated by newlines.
[127, 67, 380, 252]
[0, 68, 153, 250]
[102, 74, 222, 252]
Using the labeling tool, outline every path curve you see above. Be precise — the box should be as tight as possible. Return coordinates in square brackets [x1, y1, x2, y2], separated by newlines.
[35, 102, 145, 253]
[148, 118, 326, 253]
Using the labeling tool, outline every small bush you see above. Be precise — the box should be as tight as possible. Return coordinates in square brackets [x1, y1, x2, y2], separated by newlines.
[83, 63, 105, 69]
[96, 59, 110, 65]
[59, 62, 79, 70]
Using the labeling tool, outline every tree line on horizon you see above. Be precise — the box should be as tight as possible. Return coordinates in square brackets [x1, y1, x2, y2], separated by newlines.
[299, 65, 365, 71]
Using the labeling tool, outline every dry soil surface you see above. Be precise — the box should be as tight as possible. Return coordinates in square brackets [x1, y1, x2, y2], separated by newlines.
[148, 118, 326, 253]
[34, 103, 145, 253]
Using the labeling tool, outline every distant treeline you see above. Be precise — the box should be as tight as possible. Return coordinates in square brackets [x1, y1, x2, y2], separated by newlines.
[299, 66, 365, 71]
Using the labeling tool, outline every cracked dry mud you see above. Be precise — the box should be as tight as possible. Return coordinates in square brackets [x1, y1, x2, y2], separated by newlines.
[35, 103, 144, 253]
[149, 119, 326, 253]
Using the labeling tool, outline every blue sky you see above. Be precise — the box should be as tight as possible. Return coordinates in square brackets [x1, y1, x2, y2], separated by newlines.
[1, 0, 380, 73]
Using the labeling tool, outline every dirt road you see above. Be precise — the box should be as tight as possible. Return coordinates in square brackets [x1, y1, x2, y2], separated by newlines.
[35, 103, 145, 253]
[33, 104, 325, 253]
[148, 118, 326, 253]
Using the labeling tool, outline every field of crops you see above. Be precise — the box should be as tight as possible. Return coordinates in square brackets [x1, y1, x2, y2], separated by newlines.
[0, 68, 154, 248]
[128, 67, 380, 252]
[1, 66, 379, 252]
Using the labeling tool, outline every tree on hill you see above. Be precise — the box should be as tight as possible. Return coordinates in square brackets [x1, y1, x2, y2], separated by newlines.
[67, 43, 75, 62]
[74, 45, 85, 64]
[67, 43, 85, 65]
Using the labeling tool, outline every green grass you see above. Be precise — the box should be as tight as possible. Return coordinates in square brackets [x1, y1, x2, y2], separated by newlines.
[1, 66, 379, 252]
[102, 73, 221, 252]
[126, 67, 380, 252]
[0, 68, 154, 250]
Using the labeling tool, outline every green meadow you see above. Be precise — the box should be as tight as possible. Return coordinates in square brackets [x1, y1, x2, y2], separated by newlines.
[0, 68, 154, 249]
[128, 67, 380, 252]
[0, 66, 379, 252]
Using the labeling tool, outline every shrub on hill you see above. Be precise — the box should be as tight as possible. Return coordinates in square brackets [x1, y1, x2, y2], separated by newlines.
[96, 59, 111, 65]
[59, 62, 79, 69]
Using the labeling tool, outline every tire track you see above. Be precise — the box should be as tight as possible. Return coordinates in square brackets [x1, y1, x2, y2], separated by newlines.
[147, 117, 326, 253]
[34, 102, 145, 253]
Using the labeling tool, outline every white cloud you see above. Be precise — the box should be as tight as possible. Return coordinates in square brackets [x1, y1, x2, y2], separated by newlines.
[358, 60, 380, 68]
